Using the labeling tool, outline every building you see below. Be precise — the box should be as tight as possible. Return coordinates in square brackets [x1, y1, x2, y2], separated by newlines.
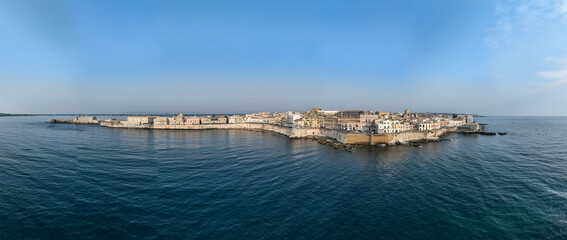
[73, 116, 99, 124]
[229, 115, 245, 124]
[245, 115, 263, 123]
[126, 116, 156, 125]
[376, 120, 393, 133]
[210, 116, 227, 124]
[318, 110, 339, 116]
[293, 118, 306, 128]
[319, 117, 338, 129]
[360, 114, 378, 123]
[418, 121, 441, 131]
[304, 116, 320, 128]
[360, 114, 379, 132]
[185, 116, 200, 125]
[171, 113, 185, 125]
[447, 119, 464, 127]
[200, 116, 212, 124]
[286, 112, 301, 126]
[340, 110, 364, 118]
[338, 118, 363, 131]
[154, 117, 169, 125]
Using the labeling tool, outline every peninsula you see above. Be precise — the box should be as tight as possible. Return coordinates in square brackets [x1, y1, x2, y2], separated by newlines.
[51, 108, 487, 148]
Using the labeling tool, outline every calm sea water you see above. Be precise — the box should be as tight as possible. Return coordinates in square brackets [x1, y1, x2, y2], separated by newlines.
[1, 116, 566, 239]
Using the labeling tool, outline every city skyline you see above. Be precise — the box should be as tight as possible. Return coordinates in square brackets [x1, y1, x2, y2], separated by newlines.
[1, 0, 567, 115]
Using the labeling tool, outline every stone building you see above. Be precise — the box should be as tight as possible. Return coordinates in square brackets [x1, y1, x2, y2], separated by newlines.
[338, 118, 363, 131]
[229, 115, 245, 124]
[304, 117, 320, 128]
[319, 117, 338, 129]
[293, 118, 306, 128]
[154, 117, 169, 125]
[360, 114, 379, 132]
[210, 116, 227, 124]
[340, 110, 364, 118]
[418, 121, 441, 131]
[185, 116, 200, 125]
[127, 116, 156, 125]
[73, 116, 99, 124]
[286, 112, 301, 126]
[200, 116, 212, 124]
[172, 113, 185, 125]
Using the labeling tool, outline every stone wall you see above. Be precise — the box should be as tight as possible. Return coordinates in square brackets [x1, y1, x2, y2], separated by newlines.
[100, 122, 348, 143]
[344, 127, 457, 145]
[99, 121, 457, 146]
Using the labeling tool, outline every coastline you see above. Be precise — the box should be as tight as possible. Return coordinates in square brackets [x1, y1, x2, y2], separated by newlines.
[51, 119, 468, 148]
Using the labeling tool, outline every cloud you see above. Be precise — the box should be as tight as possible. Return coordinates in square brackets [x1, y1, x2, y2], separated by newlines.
[560, 0, 567, 13]
[486, 0, 567, 48]
[537, 58, 567, 85]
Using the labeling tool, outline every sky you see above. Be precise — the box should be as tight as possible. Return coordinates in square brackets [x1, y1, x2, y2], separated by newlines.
[1, 0, 567, 115]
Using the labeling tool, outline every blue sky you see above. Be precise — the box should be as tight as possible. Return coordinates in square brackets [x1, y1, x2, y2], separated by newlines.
[1, 0, 567, 115]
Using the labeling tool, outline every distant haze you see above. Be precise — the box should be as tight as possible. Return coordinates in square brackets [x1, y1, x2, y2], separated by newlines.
[1, 0, 567, 115]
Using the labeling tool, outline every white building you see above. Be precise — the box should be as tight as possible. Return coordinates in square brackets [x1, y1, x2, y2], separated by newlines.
[73, 116, 99, 124]
[229, 115, 245, 124]
[126, 116, 156, 126]
[318, 110, 340, 116]
[286, 112, 301, 126]
[418, 121, 441, 131]
[154, 117, 169, 125]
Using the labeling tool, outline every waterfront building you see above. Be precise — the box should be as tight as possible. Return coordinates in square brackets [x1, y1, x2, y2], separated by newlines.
[286, 112, 301, 126]
[210, 116, 228, 124]
[154, 117, 169, 125]
[127, 116, 156, 125]
[338, 118, 363, 131]
[304, 117, 319, 128]
[73, 116, 99, 124]
[229, 115, 245, 124]
[200, 116, 212, 124]
[360, 114, 379, 132]
[393, 122, 413, 133]
[245, 116, 263, 123]
[418, 121, 441, 131]
[376, 120, 393, 133]
[185, 116, 201, 125]
[74, 116, 95, 122]
[447, 120, 465, 127]
[360, 114, 379, 123]
[264, 117, 278, 124]
[173, 113, 185, 125]
[319, 117, 338, 130]
[293, 118, 306, 128]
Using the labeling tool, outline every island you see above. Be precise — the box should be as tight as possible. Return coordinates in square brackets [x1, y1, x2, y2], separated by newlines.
[51, 108, 491, 149]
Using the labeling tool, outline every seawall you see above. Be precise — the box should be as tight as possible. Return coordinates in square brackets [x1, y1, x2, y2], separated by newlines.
[100, 122, 348, 143]
[98, 121, 456, 145]
[343, 127, 457, 145]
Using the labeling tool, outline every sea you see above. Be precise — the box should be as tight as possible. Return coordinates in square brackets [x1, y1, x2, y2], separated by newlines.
[0, 116, 566, 239]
